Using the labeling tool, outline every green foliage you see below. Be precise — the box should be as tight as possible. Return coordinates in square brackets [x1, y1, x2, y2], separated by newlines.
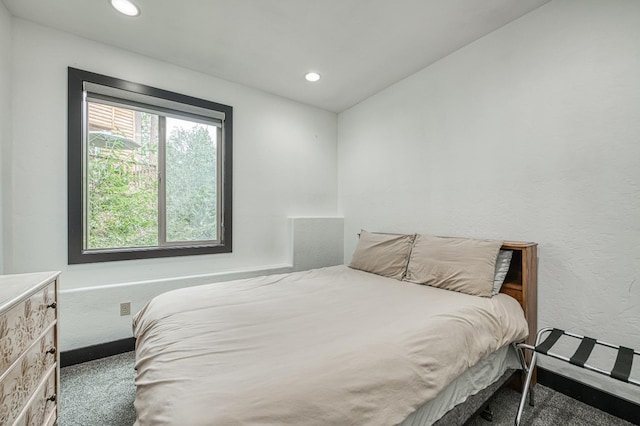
[166, 124, 217, 242]
[87, 148, 158, 249]
[87, 112, 158, 249]
[86, 114, 218, 249]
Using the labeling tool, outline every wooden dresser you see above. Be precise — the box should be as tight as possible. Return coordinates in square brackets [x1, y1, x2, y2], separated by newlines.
[0, 271, 60, 426]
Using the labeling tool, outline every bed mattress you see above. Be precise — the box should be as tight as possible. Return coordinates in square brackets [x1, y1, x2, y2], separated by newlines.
[133, 265, 528, 425]
[402, 344, 519, 425]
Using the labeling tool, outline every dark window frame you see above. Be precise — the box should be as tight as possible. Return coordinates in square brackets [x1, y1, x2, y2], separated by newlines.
[68, 67, 232, 264]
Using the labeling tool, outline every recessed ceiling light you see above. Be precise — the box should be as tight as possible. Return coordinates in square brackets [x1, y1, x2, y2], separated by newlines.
[110, 0, 140, 17]
[305, 72, 321, 82]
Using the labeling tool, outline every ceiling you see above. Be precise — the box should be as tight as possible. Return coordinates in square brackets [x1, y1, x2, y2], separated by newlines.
[2, 0, 551, 112]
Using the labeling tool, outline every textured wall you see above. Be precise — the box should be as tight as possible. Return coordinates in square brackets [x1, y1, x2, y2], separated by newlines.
[338, 0, 640, 402]
[289, 217, 344, 271]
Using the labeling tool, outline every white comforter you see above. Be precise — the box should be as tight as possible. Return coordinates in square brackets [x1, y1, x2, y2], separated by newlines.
[132, 265, 528, 425]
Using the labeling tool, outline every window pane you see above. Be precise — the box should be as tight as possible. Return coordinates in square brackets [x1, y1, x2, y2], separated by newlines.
[165, 117, 218, 242]
[86, 103, 159, 249]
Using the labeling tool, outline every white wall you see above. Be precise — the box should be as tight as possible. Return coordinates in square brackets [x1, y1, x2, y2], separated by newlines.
[338, 0, 640, 403]
[7, 19, 341, 349]
[0, 2, 11, 274]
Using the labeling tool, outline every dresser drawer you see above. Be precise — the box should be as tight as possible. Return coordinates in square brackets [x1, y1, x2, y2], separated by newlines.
[0, 281, 56, 373]
[11, 368, 56, 426]
[0, 327, 56, 425]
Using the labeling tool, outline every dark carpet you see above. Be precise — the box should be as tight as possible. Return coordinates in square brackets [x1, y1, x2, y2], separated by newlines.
[60, 352, 633, 426]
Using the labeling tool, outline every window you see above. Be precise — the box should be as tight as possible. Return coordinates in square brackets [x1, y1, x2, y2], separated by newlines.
[68, 68, 232, 263]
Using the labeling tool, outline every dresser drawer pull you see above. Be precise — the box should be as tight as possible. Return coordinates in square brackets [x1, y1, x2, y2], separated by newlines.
[47, 394, 56, 403]
[47, 302, 57, 309]
[46, 347, 57, 355]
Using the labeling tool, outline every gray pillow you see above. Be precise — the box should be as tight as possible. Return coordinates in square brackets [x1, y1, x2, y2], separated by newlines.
[492, 250, 513, 295]
[349, 230, 415, 280]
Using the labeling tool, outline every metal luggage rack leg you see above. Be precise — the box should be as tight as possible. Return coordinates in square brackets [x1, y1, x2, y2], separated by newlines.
[514, 327, 640, 425]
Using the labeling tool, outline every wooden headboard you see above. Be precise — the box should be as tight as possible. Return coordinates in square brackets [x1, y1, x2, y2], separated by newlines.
[499, 241, 538, 347]
[499, 241, 538, 384]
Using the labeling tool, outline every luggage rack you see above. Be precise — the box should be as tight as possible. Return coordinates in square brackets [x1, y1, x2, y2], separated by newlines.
[515, 327, 640, 425]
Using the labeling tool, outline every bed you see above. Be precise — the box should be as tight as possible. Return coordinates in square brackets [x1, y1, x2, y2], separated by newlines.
[132, 233, 537, 425]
